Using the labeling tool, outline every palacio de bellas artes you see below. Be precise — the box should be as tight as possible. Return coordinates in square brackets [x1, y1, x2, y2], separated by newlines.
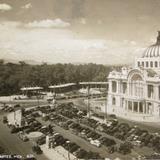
[107, 32, 160, 122]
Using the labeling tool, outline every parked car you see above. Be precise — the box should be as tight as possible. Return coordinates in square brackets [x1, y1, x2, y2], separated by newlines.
[32, 145, 43, 154]
[14, 104, 21, 108]
[11, 127, 21, 134]
[90, 139, 101, 147]
[36, 135, 46, 145]
[18, 131, 29, 142]
[3, 116, 8, 124]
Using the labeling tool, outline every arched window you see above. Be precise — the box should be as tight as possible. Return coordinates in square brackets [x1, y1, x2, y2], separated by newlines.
[130, 74, 143, 97]
[112, 97, 116, 105]
[131, 74, 143, 81]
[150, 61, 153, 67]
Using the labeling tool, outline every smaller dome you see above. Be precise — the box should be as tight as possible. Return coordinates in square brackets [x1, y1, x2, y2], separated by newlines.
[143, 31, 160, 58]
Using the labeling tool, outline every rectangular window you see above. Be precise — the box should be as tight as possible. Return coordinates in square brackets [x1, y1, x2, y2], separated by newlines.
[142, 62, 144, 67]
[133, 102, 138, 112]
[155, 61, 158, 67]
[112, 81, 117, 93]
[159, 86, 160, 100]
[146, 62, 149, 67]
[148, 85, 154, 98]
[148, 102, 152, 115]
[139, 102, 143, 113]
[128, 101, 132, 111]
[112, 97, 116, 105]
[122, 82, 127, 94]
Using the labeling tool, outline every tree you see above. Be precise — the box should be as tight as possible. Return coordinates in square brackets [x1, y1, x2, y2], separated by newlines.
[0, 60, 121, 95]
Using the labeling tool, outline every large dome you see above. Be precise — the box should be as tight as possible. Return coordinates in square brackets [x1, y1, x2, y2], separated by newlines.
[143, 31, 160, 58]
[143, 44, 160, 58]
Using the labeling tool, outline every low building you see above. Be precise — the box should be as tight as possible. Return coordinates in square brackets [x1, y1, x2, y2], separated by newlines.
[84, 98, 106, 113]
[7, 110, 22, 127]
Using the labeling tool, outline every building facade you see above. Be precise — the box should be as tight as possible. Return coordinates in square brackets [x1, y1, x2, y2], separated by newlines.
[107, 32, 160, 122]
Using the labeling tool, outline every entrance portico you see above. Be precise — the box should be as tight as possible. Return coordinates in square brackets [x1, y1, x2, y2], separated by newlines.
[125, 99, 151, 115]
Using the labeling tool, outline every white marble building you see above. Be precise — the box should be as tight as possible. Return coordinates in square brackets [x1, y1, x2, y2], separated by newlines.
[107, 32, 160, 122]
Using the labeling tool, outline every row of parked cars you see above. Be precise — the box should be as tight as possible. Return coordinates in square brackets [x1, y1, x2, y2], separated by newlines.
[55, 103, 160, 152]
[44, 102, 160, 154]
[55, 102, 87, 119]
[43, 109, 133, 155]
[1, 104, 21, 112]
[47, 131, 103, 159]
[44, 109, 117, 150]
[96, 119, 160, 152]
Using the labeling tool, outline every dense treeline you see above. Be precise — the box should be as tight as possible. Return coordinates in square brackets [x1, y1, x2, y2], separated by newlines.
[0, 60, 121, 95]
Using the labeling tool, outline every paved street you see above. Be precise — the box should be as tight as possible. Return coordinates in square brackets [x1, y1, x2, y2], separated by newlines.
[0, 116, 48, 160]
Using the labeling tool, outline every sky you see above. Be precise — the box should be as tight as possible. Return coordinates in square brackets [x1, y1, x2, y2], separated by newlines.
[0, 0, 160, 65]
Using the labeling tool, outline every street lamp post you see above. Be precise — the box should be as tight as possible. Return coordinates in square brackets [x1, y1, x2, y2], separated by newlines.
[36, 90, 40, 107]
[104, 82, 108, 122]
[66, 141, 71, 160]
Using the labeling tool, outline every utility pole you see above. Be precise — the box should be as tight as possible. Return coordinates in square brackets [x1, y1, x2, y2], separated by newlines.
[36, 90, 40, 107]
[87, 85, 91, 118]
[66, 141, 70, 160]
[105, 82, 108, 121]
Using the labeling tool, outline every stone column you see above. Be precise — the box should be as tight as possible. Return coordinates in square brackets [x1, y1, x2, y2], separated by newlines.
[127, 82, 130, 96]
[132, 101, 134, 112]
[155, 85, 159, 100]
[126, 100, 128, 111]
[117, 80, 120, 93]
[146, 103, 149, 114]
[143, 103, 145, 114]
[109, 80, 112, 93]
[138, 102, 140, 113]
[144, 83, 148, 98]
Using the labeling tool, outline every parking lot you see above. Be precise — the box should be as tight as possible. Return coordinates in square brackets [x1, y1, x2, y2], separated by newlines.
[0, 99, 160, 160]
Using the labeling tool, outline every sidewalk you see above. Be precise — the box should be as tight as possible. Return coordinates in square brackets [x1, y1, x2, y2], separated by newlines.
[41, 145, 77, 160]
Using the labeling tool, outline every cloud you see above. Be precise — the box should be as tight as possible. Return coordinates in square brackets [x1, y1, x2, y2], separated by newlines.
[130, 41, 137, 45]
[80, 18, 86, 25]
[0, 21, 144, 65]
[22, 3, 32, 9]
[97, 20, 102, 25]
[26, 19, 70, 28]
[0, 3, 12, 11]
[123, 40, 137, 46]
